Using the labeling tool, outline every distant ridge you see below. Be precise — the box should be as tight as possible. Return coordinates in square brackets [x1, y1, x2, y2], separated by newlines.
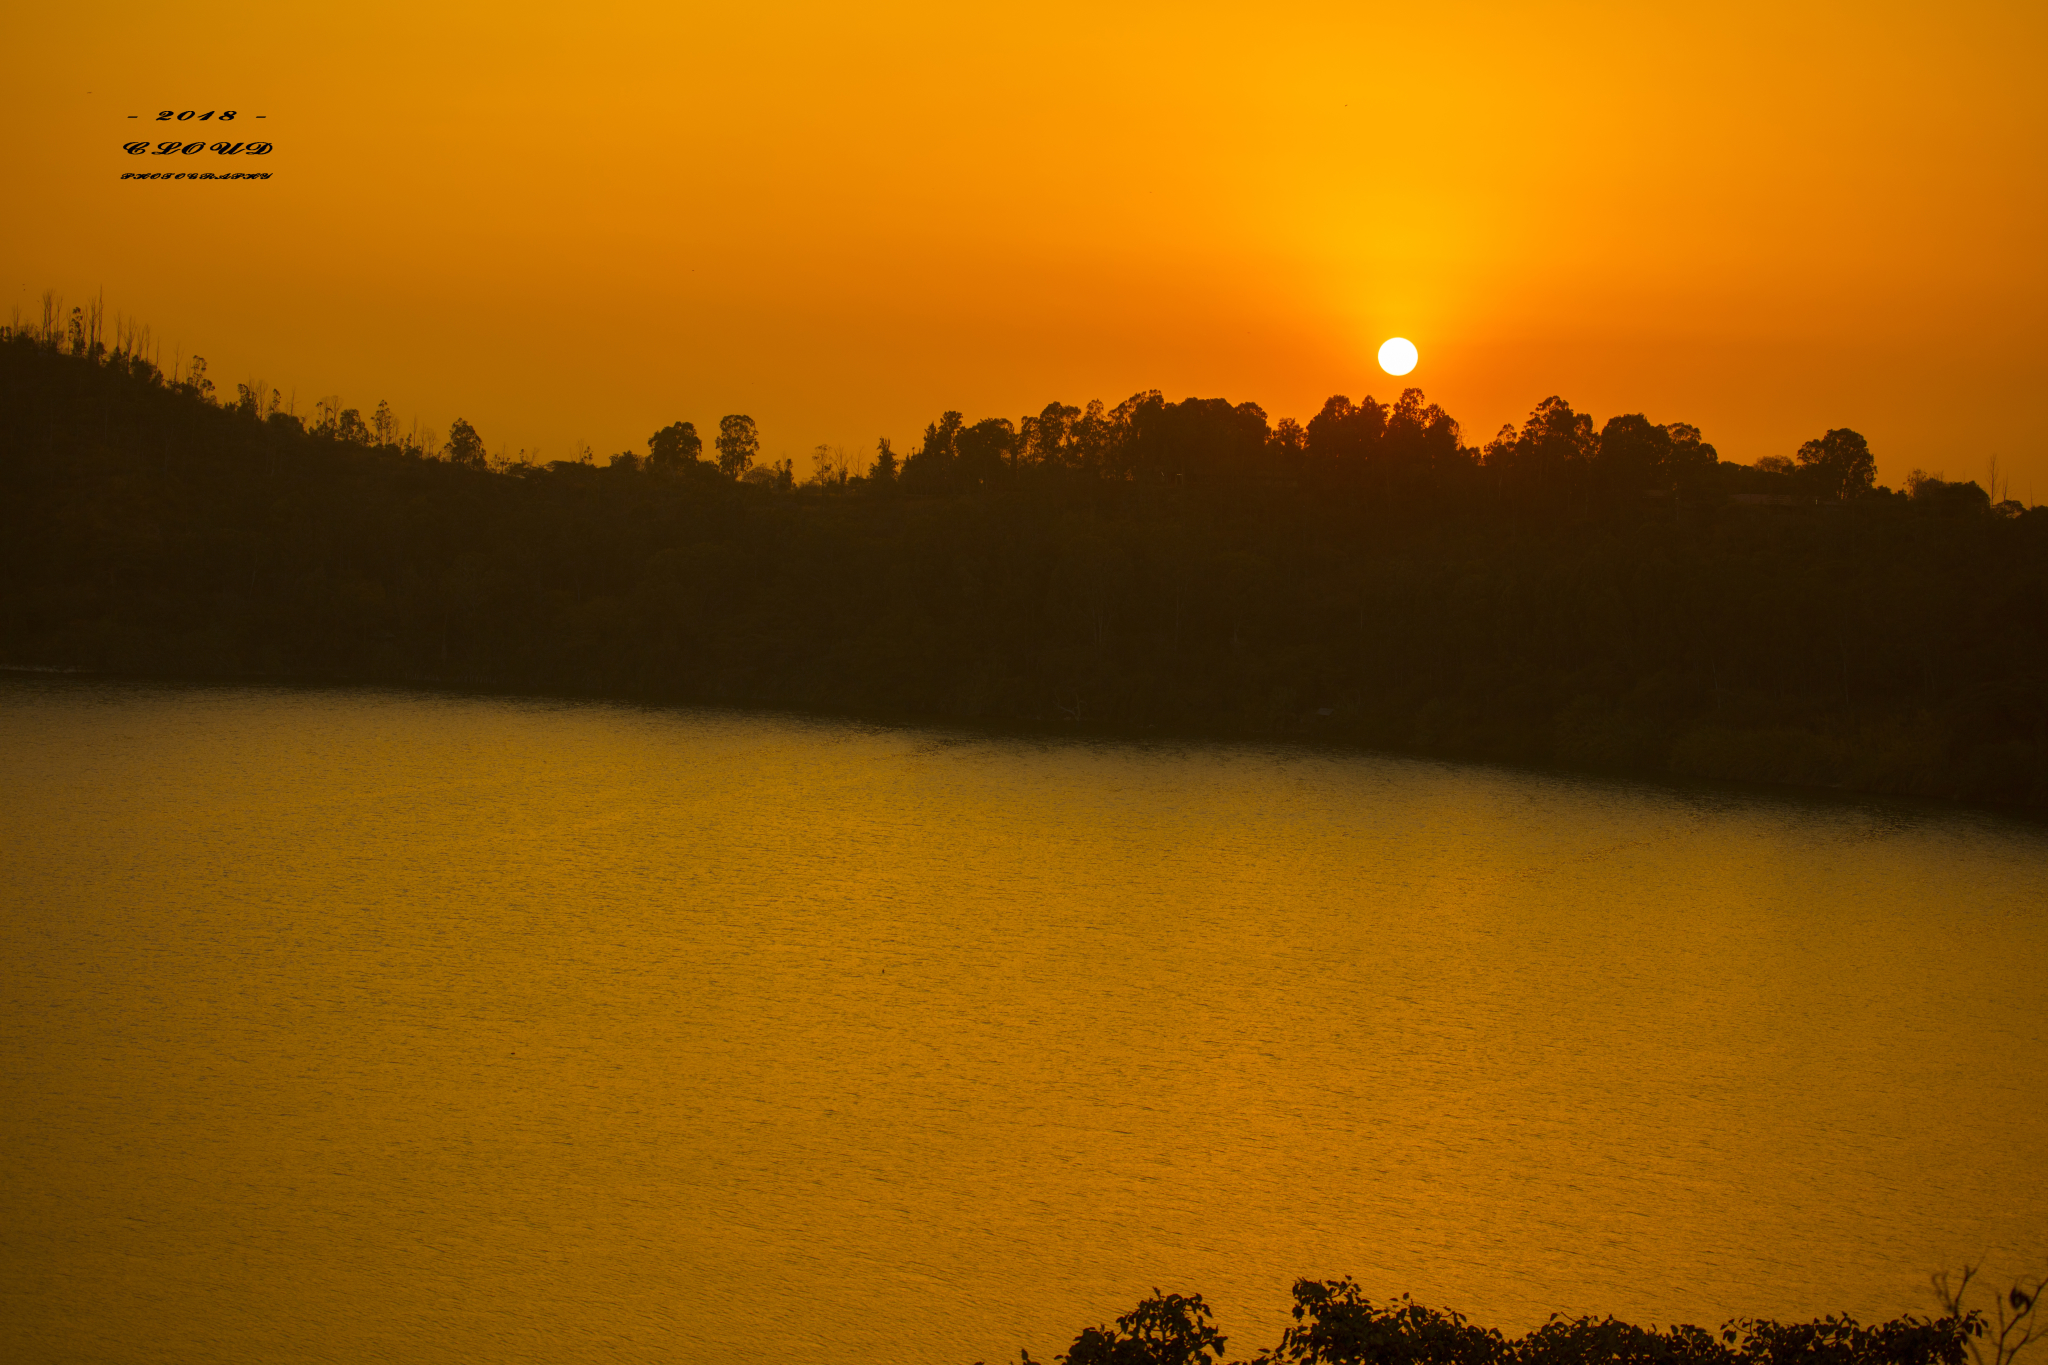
[3, 323, 2044, 808]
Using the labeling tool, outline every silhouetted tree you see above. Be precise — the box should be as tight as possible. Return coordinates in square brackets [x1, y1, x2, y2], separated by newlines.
[1299, 390, 1465, 491]
[1306, 395, 1388, 477]
[901, 410, 964, 492]
[1024, 401, 1081, 468]
[1485, 396, 1596, 496]
[1269, 416, 1308, 472]
[1662, 422, 1718, 490]
[1905, 471, 1991, 514]
[1041, 1290, 1228, 1365]
[1594, 413, 1670, 491]
[648, 420, 704, 474]
[741, 456, 792, 491]
[1070, 398, 1116, 475]
[1123, 396, 1270, 483]
[714, 414, 758, 479]
[867, 435, 898, 488]
[183, 355, 214, 402]
[1595, 414, 1718, 495]
[1932, 1265, 2046, 1365]
[1797, 428, 1876, 501]
[956, 416, 1016, 490]
[1380, 388, 1467, 485]
[445, 418, 487, 469]
[1260, 1281, 1507, 1365]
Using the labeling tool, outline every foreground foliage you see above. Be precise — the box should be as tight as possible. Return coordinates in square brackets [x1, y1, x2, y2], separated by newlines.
[994, 1274, 2042, 1365]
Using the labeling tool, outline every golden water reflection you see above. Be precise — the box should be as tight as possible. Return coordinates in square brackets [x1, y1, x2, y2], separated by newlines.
[3, 680, 2043, 1364]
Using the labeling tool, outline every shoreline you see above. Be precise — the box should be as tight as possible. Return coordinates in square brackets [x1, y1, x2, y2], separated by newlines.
[9, 657, 2041, 823]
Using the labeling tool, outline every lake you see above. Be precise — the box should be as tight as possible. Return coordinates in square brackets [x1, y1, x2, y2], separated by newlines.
[3, 677, 2044, 1364]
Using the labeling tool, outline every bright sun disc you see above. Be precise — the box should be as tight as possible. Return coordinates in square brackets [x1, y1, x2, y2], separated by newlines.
[1378, 337, 1418, 376]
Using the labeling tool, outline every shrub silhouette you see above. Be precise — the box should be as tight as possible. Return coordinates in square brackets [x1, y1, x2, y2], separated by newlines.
[988, 1278, 2020, 1365]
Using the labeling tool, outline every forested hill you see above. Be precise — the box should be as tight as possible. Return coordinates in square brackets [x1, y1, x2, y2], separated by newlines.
[4, 327, 2045, 808]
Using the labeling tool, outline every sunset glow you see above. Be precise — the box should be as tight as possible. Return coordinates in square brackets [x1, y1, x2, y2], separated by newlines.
[5, 2, 2044, 483]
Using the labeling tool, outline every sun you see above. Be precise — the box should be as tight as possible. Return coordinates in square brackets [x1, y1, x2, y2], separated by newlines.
[1378, 337, 1418, 376]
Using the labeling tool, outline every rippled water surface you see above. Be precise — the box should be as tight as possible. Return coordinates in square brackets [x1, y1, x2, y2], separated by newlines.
[3, 678, 2045, 1364]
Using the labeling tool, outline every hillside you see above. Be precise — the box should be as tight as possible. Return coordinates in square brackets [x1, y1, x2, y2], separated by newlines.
[4, 328, 2044, 807]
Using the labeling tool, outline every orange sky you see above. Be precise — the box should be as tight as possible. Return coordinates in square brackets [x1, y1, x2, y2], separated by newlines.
[8, 1, 2045, 495]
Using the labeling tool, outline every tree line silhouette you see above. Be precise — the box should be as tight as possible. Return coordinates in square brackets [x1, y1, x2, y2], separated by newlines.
[588, 386, 1911, 510]
[2, 311, 2043, 806]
